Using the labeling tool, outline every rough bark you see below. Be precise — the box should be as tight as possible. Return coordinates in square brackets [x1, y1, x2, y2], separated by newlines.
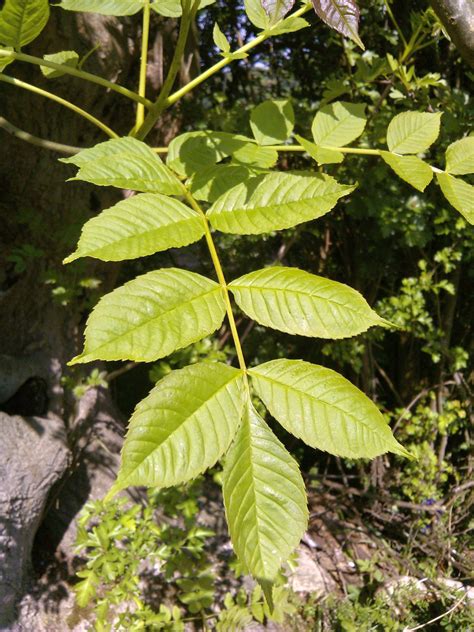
[430, 0, 474, 67]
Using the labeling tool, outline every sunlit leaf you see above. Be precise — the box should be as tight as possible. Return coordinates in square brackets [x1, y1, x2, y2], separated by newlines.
[223, 402, 308, 583]
[261, 0, 295, 25]
[229, 266, 386, 338]
[0, 0, 49, 48]
[207, 172, 355, 235]
[437, 172, 474, 224]
[312, 101, 366, 148]
[58, 0, 145, 15]
[312, 0, 364, 49]
[250, 359, 410, 458]
[244, 0, 270, 28]
[114, 362, 246, 489]
[445, 136, 474, 175]
[250, 99, 295, 145]
[64, 193, 204, 263]
[69, 269, 226, 364]
[213, 22, 230, 53]
[189, 165, 257, 202]
[295, 134, 344, 165]
[61, 137, 182, 195]
[380, 151, 433, 192]
[386, 111, 442, 155]
[151, 0, 215, 17]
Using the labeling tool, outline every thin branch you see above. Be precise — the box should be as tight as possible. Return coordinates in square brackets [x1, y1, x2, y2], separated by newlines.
[0, 116, 82, 154]
[404, 591, 467, 631]
[135, 0, 152, 128]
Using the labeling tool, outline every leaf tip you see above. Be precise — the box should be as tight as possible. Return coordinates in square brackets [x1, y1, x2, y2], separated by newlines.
[258, 579, 274, 612]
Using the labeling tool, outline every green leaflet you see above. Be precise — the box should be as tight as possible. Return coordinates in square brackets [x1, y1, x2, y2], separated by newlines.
[0, 0, 49, 48]
[40, 50, 79, 78]
[69, 269, 226, 364]
[229, 266, 386, 339]
[61, 137, 182, 195]
[261, 0, 295, 25]
[189, 164, 257, 203]
[151, 0, 215, 17]
[249, 359, 410, 459]
[64, 193, 205, 263]
[312, 0, 364, 50]
[213, 22, 230, 53]
[386, 111, 442, 155]
[269, 15, 309, 35]
[58, 0, 147, 15]
[232, 144, 278, 169]
[295, 134, 344, 165]
[166, 131, 252, 177]
[114, 363, 246, 490]
[445, 136, 474, 175]
[380, 151, 433, 192]
[207, 172, 355, 235]
[244, 0, 270, 28]
[223, 402, 308, 584]
[250, 99, 295, 145]
[311, 101, 366, 148]
[436, 173, 474, 225]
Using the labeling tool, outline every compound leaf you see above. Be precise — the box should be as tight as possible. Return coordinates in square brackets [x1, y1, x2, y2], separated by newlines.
[64, 193, 204, 263]
[311, 0, 364, 49]
[386, 111, 442, 155]
[250, 359, 410, 459]
[69, 269, 226, 364]
[115, 363, 246, 490]
[437, 172, 474, 224]
[229, 266, 386, 338]
[0, 0, 49, 48]
[223, 402, 308, 584]
[445, 136, 474, 175]
[312, 101, 366, 148]
[250, 99, 295, 145]
[380, 151, 433, 192]
[61, 137, 182, 195]
[207, 172, 355, 235]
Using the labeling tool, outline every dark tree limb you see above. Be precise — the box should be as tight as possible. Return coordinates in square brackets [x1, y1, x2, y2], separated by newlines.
[430, 0, 474, 67]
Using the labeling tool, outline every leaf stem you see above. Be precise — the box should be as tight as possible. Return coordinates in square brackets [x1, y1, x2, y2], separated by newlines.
[136, 3, 312, 140]
[0, 73, 118, 138]
[0, 49, 152, 107]
[0, 116, 82, 153]
[135, 0, 152, 128]
[152, 143, 382, 156]
[181, 185, 247, 372]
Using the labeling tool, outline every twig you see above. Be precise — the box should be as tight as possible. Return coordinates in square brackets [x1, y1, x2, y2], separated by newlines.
[403, 591, 467, 631]
[0, 116, 82, 154]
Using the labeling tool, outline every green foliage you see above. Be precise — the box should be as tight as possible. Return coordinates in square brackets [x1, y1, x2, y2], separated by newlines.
[0, 0, 49, 49]
[386, 111, 442, 154]
[311, 0, 364, 50]
[380, 152, 433, 192]
[311, 101, 367, 147]
[40, 50, 79, 78]
[445, 136, 474, 176]
[250, 98, 294, 145]
[436, 173, 473, 224]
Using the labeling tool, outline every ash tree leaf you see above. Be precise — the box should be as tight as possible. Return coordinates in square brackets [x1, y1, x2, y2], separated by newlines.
[69, 269, 226, 364]
[250, 99, 295, 146]
[445, 136, 474, 175]
[58, 0, 145, 15]
[312, 0, 364, 50]
[380, 151, 433, 192]
[261, 0, 295, 25]
[0, 0, 50, 48]
[269, 15, 309, 35]
[295, 134, 344, 165]
[189, 164, 259, 203]
[40, 50, 79, 78]
[312, 101, 367, 148]
[213, 22, 230, 53]
[151, 0, 215, 17]
[207, 172, 355, 235]
[250, 359, 410, 459]
[245, 0, 270, 29]
[64, 193, 205, 263]
[223, 402, 308, 585]
[114, 362, 246, 490]
[386, 111, 442, 155]
[229, 266, 386, 339]
[436, 172, 474, 224]
[232, 144, 278, 168]
[61, 137, 182, 195]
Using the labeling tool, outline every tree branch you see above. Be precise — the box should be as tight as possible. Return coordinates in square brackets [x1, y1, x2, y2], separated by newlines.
[430, 0, 474, 67]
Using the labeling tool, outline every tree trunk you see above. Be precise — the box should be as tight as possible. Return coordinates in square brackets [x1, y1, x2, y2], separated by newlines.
[430, 0, 474, 67]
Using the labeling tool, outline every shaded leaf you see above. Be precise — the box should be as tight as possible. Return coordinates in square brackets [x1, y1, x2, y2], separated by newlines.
[380, 151, 433, 192]
[295, 134, 344, 165]
[436, 172, 473, 224]
[189, 164, 258, 202]
[151, 0, 215, 17]
[312, 101, 366, 148]
[250, 359, 410, 459]
[386, 111, 442, 155]
[229, 266, 386, 338]
[64, 193, 204, 263]
[261, 0, 295, 25]
[223, 403, 308, 583]
[61, 137, 182, 195]
[114, 362, 246, 489]
[232, 143, 278, 168]
[312, 0, 364, 49]
[0, 0, 49, 48]
[207, 172, 355, 235]
[250, 99, 295, 145]
[69, 269, 226, 364]
[445, 136, 474, 175]
[58, 0, 145, 15]
[245, 0, 270, 28]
